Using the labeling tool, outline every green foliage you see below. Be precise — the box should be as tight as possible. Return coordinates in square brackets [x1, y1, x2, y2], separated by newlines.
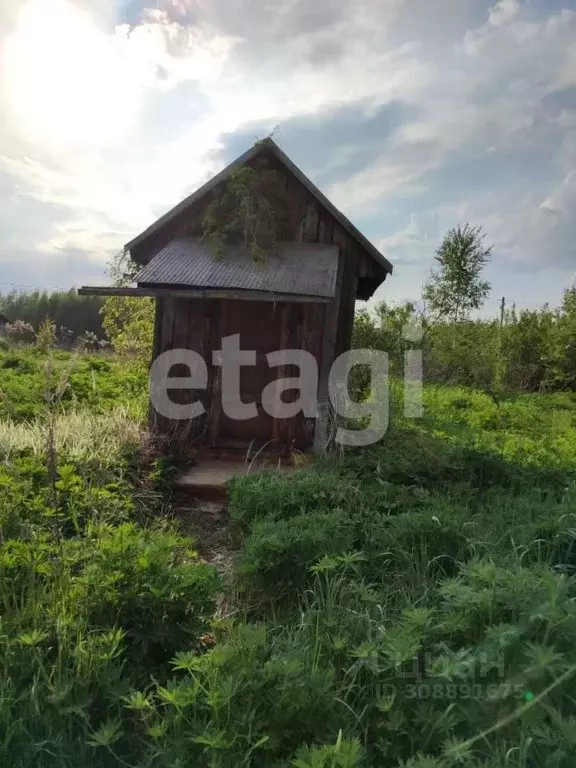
[35, 317, 57, 352]
[0, 443, 221, 767]
[69, 522, 221, 667]
[222, 386, 576, 766]
[423, 223, 492, 322]
[3, 345, 576, 766]
[293, 734, 364, 767]
[101, 295, 154, 360]
[0, 289, 105, 339]
[229, 469, 359, 532]
[354, 290, 576, 394]
[101, 249, 155, 361]
[353, 302, 421, 390]
[237, 511, 354, 603]
[0, 347, 146, 421]
[202, 150, 288, 263]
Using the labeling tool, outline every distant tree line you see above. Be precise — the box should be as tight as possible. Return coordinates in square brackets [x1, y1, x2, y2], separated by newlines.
[0, 290, 105, 341]
[354, 224, 576, 394]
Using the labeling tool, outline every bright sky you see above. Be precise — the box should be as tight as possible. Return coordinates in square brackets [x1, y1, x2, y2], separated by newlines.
[0, 0, 575, 316]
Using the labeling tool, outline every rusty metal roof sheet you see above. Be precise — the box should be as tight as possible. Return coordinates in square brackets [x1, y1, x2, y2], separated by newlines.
[134, 237, 339, 298]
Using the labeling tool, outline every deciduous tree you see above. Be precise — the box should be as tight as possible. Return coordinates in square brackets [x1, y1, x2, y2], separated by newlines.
[424, 224, 492, 322]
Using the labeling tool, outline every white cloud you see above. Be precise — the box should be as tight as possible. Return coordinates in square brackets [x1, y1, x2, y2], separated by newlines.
[3, 0, 140, 148]
[0, 0, 574, 307]
[2, 0, 237, 150]
[488, 0, 519, 28]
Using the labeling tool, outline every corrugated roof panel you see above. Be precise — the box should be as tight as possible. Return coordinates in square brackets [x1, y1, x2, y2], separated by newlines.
[134, 238, 339, 298]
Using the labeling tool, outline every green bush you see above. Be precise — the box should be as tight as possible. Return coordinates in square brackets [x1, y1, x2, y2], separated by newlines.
[136, 621, 346, 766]
[362, 509, 470, 581]
[229, 470, 359, 532]
[0, 347, 147, 421]
[69, 522, 221, 668]
[0, 464, 221, 766]
[353, 287, 576, 394]
[236, 511, 354, 603]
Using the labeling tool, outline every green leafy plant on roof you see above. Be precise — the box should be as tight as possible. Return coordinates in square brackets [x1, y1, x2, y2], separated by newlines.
[201, 139, 289, 264]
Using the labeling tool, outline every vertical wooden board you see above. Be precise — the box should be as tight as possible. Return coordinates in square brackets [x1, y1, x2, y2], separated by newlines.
[335, 240, 358, 357]
[161, 299, 204, 446]
[301, 196, 320, 243]
[170, 300, 191, 442]
[191, 298, 211, 442]
[331, 225, 354, 355]
[151, 298, 163, 362]
[149, 298, 163, 431]
[160, 297, 176, 354]
[286, 302, 306, 450]
[285, 175, 307, 242]
[283, 302, 308, 449]
[208, 300, 224, 446]
[151, 297, 176, 435]
[172, 299, 189, 351]
[272, 303, 290, 447]
[317, 208, 335, 245]
[314, 234, 346, 454]
[301, 300, 326, 448]
[302, 300, 326, 450]
[331, 221, 348, 251]
[357, 251, 377, 278]
[302, 302, 326, 367]
[185, 299, 205, 354]
[199, 299, 212, 372]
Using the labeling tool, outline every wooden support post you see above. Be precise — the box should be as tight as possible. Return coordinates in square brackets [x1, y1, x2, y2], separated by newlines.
[313, 240, 345, 454]
[148, 297, 164, 431]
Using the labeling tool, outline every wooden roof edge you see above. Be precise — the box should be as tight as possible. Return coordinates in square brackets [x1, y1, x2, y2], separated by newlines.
[268, 141, 393, 275]
[124, 143, 260, 255]
[77, 285, 331, 303]
[78, 286, 146, 297]
[124, 138, 393, 275]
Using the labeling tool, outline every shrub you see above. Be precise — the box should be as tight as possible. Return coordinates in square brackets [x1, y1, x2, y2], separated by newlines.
[236, 511, 354, 603]
[229, 470, 358, 532]
[4, 320, 36, 344]
[69, 523, 221, 669]
[0, 347, 147, 421]
[35, 318, 56, 352]
[360, 509, 471, 583]
[128, 621, 350, 767]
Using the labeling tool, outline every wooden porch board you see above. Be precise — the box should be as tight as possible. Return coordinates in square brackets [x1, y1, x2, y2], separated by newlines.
[174, 457, 296, 500]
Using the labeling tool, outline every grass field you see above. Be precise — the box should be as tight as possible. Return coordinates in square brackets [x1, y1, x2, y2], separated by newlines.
[1, 346, 576, 767]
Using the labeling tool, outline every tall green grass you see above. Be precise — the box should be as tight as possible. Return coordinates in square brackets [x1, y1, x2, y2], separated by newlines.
[0, 408, 142, 460]
[0, 347, 147, 421]
[1, 348, 576, 765]
[222, 387, 576, 766]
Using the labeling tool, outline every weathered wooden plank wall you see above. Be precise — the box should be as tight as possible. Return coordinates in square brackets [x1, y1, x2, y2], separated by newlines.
[145, 147, 387, 452]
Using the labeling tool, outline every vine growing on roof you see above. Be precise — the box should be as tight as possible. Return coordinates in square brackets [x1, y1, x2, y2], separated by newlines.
[201, 139, 288, 264]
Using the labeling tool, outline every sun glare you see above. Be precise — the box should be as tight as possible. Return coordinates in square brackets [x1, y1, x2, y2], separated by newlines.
[3, 0, 138, 148]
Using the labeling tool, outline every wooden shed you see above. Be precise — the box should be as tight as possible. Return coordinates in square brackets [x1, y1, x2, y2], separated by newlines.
[81, 139, 393, 455]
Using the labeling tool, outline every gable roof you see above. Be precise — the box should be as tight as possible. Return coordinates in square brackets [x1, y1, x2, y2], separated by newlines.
[125, 138, 393, 275]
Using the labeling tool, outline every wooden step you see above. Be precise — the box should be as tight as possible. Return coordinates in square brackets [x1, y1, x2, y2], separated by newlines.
[173, 457, 295, 500]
